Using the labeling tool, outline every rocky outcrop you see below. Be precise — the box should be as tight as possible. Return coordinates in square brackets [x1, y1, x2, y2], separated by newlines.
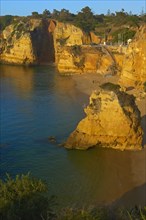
[52, 21, 91, 63]
[57, 45, 118, 74]
[0, 32, 36, 64]
[120, 25, 146, 86]
[0, 20, 38, 64]
[65, 86, 143, 150]
[0, 19, 102, 65]
[0, 18, 133, 70]
[0, 19, 55, 65]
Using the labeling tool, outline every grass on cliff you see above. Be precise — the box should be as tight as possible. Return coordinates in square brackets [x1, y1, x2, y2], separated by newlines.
[100, 82, 121, 92]
[0, 173, 146, 220]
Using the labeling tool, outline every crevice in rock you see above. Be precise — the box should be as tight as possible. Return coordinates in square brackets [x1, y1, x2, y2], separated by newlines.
[30, 19, 55, 64]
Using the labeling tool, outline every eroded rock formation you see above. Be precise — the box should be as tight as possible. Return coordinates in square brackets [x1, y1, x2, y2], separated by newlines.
[0, 19, 55, 65]
[57, 45, 118, 74]
[65, 87, 143, 150]
[0, 19, 100, 65]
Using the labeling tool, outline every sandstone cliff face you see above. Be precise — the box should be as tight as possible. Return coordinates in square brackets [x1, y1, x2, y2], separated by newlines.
[65, 88, 143, 150]
[0, 32, 36, 64]
[0, 19, 101, 65]
[51, 21, 102, 64]
[120, 25, 146, 85]
[52, 21, 91, 63]
[0, 19, 55, 65]
[53, 22, 124, 74]
[0, 20, 39, 64]
[57, 45, 118, 74]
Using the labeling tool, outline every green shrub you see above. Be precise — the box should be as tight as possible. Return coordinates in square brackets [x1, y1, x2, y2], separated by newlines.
[56, 207, 110, 220]
[71, 45, 82, 57]
[120, 206, 146, 220]
[0, 15, 14, 31]
[74, 57, 85, 69]
[57, 36, 70, 46]
[100, 82, 121, 92]
[0, 173, 55, 220]
[0, 174, 146, 220]
[112, 28, 136, 44]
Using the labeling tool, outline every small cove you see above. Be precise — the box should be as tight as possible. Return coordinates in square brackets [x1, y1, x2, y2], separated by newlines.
[0, 64, 145, 208]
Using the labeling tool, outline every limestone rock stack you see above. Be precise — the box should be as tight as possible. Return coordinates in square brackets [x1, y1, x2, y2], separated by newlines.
[65, 87, 143, 150]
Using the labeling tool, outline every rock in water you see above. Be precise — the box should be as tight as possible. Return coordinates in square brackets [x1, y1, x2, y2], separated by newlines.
[65, 88, 143, 150]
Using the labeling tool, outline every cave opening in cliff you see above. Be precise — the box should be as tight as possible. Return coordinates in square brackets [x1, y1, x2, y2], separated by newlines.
[31, 19, 55, 64]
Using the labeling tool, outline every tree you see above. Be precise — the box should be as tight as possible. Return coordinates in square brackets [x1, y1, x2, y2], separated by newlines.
[128, 15, 140, 28]
[0, 15, 13, 30]
[52, 9, 60, 19]
[107, 9, 111, 16]
[59, 9, 73, 22]
[74, 7, 96, 32]
[140, 7, 144, 16]
[42, 9, 51, 18]
[31, 11, 40, 18]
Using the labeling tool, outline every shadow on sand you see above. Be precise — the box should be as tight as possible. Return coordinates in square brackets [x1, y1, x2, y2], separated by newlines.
[111, 183, 146, 208]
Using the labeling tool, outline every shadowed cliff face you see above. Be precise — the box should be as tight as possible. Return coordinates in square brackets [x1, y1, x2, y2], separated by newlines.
[31, 20, 55, 64]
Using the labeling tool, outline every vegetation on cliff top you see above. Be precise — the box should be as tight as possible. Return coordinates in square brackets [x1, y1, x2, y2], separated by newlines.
[0, 7, 145, 43]
[0, 174, 146, 220]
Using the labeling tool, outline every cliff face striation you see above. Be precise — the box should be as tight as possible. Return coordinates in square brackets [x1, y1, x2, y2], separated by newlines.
[65, 86, 143, 150]
[120, 25, 146, 86]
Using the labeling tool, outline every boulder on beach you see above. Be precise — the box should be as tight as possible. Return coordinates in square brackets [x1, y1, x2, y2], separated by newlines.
[65, 85, 143, 150]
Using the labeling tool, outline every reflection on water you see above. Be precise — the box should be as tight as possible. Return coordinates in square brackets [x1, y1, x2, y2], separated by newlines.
[0, 64, 145, 208]
[0, 65, 34, 98]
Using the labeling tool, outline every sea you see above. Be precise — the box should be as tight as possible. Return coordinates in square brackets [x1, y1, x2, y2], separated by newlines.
[0, 64, 145, 208]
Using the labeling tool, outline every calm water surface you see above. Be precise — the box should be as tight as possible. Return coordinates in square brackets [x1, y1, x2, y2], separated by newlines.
[0, 65, 146, 208]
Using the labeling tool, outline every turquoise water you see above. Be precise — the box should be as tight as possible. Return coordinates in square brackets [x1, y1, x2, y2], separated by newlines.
[0, 65, 145, 208]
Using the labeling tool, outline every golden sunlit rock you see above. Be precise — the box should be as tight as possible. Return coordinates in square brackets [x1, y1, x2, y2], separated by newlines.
[65, 87, 143, 150]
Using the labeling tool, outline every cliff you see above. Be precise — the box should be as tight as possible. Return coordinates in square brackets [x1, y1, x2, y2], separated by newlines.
[52, 21, 94, 63]
[53, 21, 124, 74]
[0, 19, 55, 65]
[0, 18, 125, 70]
[57, 45, 119, 74]
[120, 25, 146, 86]
[0, 19, 101, 65]
[65, 86, 143, 150]
[0, 32, 36, 65]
